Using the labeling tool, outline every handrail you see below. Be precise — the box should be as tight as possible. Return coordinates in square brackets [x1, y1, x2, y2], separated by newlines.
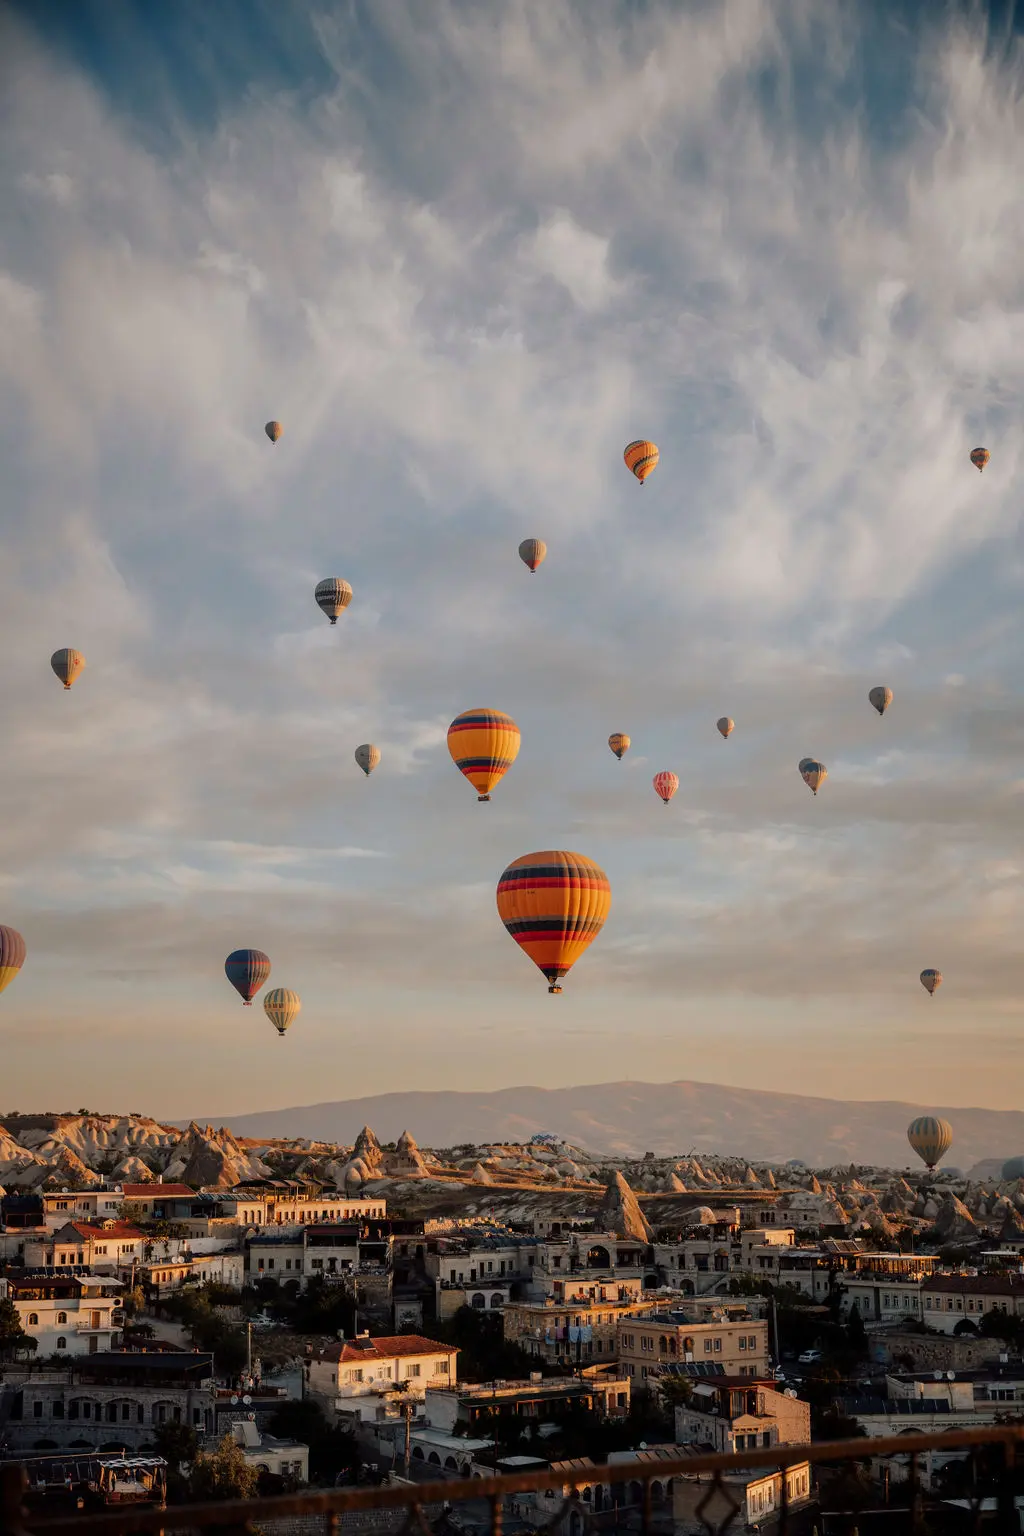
[6, 1422, 1024, 1536]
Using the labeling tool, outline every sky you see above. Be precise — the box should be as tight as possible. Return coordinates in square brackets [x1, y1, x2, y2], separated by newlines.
[1, 0, 1023, 1124]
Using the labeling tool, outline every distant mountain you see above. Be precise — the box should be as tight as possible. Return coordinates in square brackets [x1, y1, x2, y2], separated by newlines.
[199, 1080, 1024, 1168]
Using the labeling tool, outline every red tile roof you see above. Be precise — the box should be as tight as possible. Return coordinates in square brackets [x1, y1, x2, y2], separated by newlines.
[121, 1184, 194, 1198]
[317, 1335, 458, 1364]
[71, 1222, 145, 1240]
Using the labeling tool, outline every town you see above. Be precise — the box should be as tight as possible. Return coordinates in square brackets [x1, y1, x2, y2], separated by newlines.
[1, 1112, 1023, 1530]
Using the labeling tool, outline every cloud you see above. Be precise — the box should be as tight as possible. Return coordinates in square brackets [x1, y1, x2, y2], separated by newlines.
[0, 0, 1023, 1116]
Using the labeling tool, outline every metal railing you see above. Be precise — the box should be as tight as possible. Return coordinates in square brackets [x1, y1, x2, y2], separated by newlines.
[2, 1423, 1024, 1536]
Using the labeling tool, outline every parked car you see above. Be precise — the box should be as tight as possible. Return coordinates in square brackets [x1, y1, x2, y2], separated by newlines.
[797, 1348, 823, 1365]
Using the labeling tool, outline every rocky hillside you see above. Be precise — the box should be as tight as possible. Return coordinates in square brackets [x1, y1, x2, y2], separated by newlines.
[202, 1080, 1024, 1168]
[0, 1113, 271, 1190]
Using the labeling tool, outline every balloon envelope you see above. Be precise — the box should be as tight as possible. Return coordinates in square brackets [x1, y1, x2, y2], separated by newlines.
[653, 771, 678, 804]
[608, 733, 630, 760]
[447, 709, 520, 802]
[970, 447, 990, 472]
[265, 421, 283, 443]
[800, 760, 827, 795]
[225, 949, 271, 1006]
[869, 686, 893, 716]
[496, 850, 610, 994]
[315, 578, 352, 624]
[624, 439, 659, 484]
[920, 968, 942, 996]
[518, 538, 547, 572]
[717, 717, 734, 739]
[264, 987, 301, 1036]
[355, 744, 381, 776]
[907, 1115, 953, 1169]
[0, 926, 26, 996]
[51, 649, 85, 690]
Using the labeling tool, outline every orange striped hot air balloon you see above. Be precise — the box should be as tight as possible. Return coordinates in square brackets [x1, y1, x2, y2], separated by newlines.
[624, 439, 659, 485]
[653, 771, 678, 805]
[970, 447, 989, 472]
[447, 709, 520, 802]
[496, 850, 611, 994]
[51, 649, 85, 691]
[608, 733, 630, 761]
[0, 926, 26, 996]
[518, 538, 546, 573]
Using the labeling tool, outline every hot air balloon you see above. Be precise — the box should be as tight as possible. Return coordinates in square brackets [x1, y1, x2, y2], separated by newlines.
[315, 578, 352, 625]
[447, 709, 520, 802]
[496, 850, 610, 994]
[608, 733, 630, 761]
[51, 650, 85, 691]
[518, 539, 547, 573]
[869, 686, 893, 716]
[717, 717, 734, 739]
[907, 1115, 953, 1171]
[0, 926, 26, 996]
[265, 421, 283, 443]
[653, 771, 678, 805]
[920, 968, 942, 997]
[800, 760, 827, 796]
[264, 987, 300, 1037]
[624, 440, 659, 485]
[225, 949, 271, 1006]
[355, 744, 380, 777]
[970, 447, 990, 472]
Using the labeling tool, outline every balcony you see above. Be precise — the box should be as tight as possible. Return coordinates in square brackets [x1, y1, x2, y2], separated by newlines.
[4, 1424, 1024, 1536]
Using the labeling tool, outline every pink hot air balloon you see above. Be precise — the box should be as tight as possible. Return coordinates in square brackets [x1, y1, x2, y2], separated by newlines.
[653, 771, 678, 805]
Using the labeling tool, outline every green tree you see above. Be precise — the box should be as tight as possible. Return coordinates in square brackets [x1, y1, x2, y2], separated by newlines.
[421, 1306, 533, 1383]
[267, 1400, 358, 1485]
[190, 1434, 259, 1502]
[0, 1297, 37, 1361]
[846, 1302, 868, 1355]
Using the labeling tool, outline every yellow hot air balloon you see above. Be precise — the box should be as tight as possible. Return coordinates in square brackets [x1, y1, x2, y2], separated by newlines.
[608, 733, 630, 761]
[447, 709, 520, 802]
[496, 850, 611, 994]
[800, 760, 827, 796]
[717, 717, 734, 739]
[50, 649, 86, 691]
[355, 744, 380, 777]
[907, 1115, 953, 1171]
[264, 987, 300, 1036]
[970, 447, 989, 472]
[265, 421, 283, 443]
[624, 440, 659, 485]
[518, 539, 547, 573]
[315, 578, 352, 624]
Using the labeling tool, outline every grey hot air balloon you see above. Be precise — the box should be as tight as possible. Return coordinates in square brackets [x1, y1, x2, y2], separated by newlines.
[355, 744, 380, 777]
[518, 538, 547, 573]
[315, 578, 353, 625]
[907, 1115, 953, 1170]
[869, 686, 893, 716]
[717, 717, 734, 739]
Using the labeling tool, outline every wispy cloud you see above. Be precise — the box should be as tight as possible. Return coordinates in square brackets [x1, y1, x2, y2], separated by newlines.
[0, 0, 1023, 1116]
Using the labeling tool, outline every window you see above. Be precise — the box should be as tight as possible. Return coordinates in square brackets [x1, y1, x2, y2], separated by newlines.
[714, 1339, 722, 1353]
[27, 1313, 38, 1326]
[57, 1337, 66, 1351]
[407, 1363, 421, 1378]
[704, 1339, 713, 1353]
[739, 1337, 747, 1351]
[56, 1311, 68, 1325]
[33, 1402, 43, 1418]
[748, 1335, 757, 1348]
[433, 1360, 449, 1375]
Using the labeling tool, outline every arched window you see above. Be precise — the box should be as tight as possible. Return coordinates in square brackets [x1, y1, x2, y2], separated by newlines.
[56, 1312, 67, 1325]
[56, 1337, 67, 1351]
[28, 1313, 38, 1326]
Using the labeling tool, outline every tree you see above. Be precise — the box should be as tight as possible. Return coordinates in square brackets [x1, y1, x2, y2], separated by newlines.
[190, 1434, 259, 1502]
[846, 1302, 867, 1355]
[953, 1317, 978, 1336]
[0, 1297, 37, 1361]
[267, 1400, 358, 1486]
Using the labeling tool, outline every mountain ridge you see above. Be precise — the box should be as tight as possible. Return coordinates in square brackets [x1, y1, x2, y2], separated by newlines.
[183, 1078, 1024, 1167]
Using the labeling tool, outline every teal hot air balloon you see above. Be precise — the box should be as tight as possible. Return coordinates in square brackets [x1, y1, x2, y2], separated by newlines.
[907, 1115, 953, 1171]
[225, 949, 271, 1006]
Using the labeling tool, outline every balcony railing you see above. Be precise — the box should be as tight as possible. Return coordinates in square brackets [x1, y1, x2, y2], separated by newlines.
[3, 1424, 1024, 1536]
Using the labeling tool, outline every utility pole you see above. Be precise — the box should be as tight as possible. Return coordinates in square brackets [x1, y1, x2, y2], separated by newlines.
[246, 1322, 252, 1382]
[403, 1399, 412, 1480]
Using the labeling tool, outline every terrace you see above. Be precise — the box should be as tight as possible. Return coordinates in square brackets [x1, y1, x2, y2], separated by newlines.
[1, 1423, 1023, 1536]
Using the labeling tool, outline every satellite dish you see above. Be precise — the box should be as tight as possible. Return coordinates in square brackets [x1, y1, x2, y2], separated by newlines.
[242, 1395, 252, 1405]
[933, 1371, 943, 1381]
[639, 1441, 648, 1451]
[230, 1395, 239, 1405]
[947, 1371, 955, 1381]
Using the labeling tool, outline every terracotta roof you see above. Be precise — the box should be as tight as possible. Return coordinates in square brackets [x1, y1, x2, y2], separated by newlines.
[317, 1335, 458, 1364]
[122, 1184, 194, 1198]
[71, 1222, 145, 1240]
[923, 1273, 1024, 1294]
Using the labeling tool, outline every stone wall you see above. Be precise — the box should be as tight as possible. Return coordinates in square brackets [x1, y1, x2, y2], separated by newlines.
[879, 1331, 1002, 1371]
